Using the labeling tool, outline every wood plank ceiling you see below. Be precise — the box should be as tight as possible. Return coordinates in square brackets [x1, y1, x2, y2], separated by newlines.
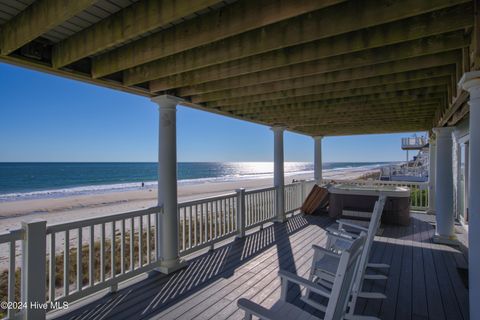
[0, 0, 474, 136]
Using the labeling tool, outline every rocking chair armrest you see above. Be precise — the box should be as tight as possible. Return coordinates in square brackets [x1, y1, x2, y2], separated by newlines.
[326, 231, 355, 245]
[326, 228, 358, 240]
[278, 270, 332, 298]
[311, 244, 341, 258]
[237, 298, 277, 319]
[337, 220, 369, 232]
[326, 226, 355, 236]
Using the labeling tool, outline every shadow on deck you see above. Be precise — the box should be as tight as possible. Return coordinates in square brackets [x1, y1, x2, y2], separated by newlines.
[51, 214, 469, 320]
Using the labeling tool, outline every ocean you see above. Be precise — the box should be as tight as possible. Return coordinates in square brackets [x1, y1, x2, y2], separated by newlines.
[0, 162, 390, 202]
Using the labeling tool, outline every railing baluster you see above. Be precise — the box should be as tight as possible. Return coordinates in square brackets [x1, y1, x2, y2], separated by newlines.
[155, 209, 159, 261]
[89, 225, 94, 287]
[222, 199, 226, 236]
[200, 203, 204, 244]
[111, 221, 116, 280]
[147, 214, 151, 264]
[209, 202, 213, 241]
[121, 219, 125, 274]
[245, 195, 249, 226]
[255, 193, 258, 223]
[64, 229, 70, 297]
[264, 191, 268, 222]
[139, 216, 143, 267]
[100, 223, 105, 282]
[8, 239, 16, 319]
[130, 218, 134, 271]
[182, 208, 186, 252]
[77, 228, 82, 292]
[49, 233, 56, 302]
[194, 204, 198, 246]
[188, 206, 192, 249]
[214, 201, 218, 239]
[229, 197, 233, 233]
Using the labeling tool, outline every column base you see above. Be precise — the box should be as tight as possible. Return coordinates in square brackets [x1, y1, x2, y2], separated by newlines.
[273, 217, 287, 223]
[433, 234, 460, 246]
[155, 258, 187, 274]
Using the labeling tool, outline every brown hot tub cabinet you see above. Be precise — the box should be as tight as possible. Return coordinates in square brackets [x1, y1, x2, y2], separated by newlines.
[328, 184, 411, 226]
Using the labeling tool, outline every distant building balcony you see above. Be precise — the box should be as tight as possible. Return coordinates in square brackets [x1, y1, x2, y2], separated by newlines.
[401, 137, 428, 150]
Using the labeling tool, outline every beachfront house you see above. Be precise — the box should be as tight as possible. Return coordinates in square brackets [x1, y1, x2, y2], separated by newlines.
[0, 0, 477, 319]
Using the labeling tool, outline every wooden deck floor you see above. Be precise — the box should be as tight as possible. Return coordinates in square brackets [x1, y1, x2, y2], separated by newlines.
[51, 214, 469, 320]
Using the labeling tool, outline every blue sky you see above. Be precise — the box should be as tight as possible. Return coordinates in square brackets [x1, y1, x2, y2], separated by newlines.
[0, 63, 424, 162]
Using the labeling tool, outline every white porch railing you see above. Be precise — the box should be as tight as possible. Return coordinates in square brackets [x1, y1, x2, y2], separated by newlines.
[244, 186, 276, 229]
[0, 229, 23, 319]
[46, 207, 160, 306]
[0, 177, 430, 318]
[0, 181, 313, 319]
[322, 178, 429, 211]
[178, 192, 238, 255]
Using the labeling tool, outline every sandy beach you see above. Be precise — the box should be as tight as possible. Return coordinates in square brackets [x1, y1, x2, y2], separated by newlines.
[0, 167, 378, 234]
[0, 166, 380, 270]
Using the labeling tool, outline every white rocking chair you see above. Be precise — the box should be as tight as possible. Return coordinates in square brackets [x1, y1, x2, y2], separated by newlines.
[303, 195, 387, 320]
[327, 201, 391, 272]
[237, 233, 367, 320]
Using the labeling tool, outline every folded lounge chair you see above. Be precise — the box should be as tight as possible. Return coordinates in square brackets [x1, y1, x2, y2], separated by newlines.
[301, 184, 329, 214]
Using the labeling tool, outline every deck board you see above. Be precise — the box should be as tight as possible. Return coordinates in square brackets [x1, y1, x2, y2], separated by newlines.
[50, 214, 469, 320]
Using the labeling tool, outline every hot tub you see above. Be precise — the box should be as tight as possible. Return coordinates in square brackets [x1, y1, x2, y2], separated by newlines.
[328, 184, 411, 226]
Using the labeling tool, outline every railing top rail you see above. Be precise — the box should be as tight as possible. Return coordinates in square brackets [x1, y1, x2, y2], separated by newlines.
[284, 182, 302, 188]
[244, 186, 277, 194]
[0, 228, 24, 243]
[178, 192, 237, 207]
[322, 178, 427, 186]
[46, 206, 161, 233]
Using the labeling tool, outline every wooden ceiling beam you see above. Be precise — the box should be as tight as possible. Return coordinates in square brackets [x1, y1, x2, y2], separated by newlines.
[206, 77, 450, 107]
[91, 0, 345, 78]
[0, 0, 96, 55]
[295, 120, 429, 129]
[240, 101, 440, 118]
[212, 87, 447, 110]
[149, 32, 467, 91]
[178, 54, 460, 96]
[125, 2, 472, 86]
[52, 0, 221, 68]
[276, 114, 436, 127]
[249, 108, 438, 123]
[191, 66, 455, 103]
[295, 122, 430, 135]
[219, 92, 446, 112]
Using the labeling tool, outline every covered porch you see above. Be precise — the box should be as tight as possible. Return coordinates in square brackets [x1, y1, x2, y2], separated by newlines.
[48, 213, 469, 320]
[0, 0, 478, 319]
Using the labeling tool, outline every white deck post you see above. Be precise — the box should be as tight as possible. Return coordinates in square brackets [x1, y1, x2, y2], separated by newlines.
[271, 126, 286, 223]
[459, 71, 480, 320]
[313, 136, 323, 184]
[432, 126, 456, 244]
[427, 138, 436, 214]
[151, 95, 184, 274]
[236, 188, 246, 238]
[21, 220, 47, 320]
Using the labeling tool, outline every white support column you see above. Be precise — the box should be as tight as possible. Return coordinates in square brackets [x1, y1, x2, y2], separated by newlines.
[151, 95, 185, 274]
[432, 126, 456, 244]
[459, 71, 480, 320]
[427, 138, 436, 214]
[313, 136, 323, 184]
[271, 126, 286, 223]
